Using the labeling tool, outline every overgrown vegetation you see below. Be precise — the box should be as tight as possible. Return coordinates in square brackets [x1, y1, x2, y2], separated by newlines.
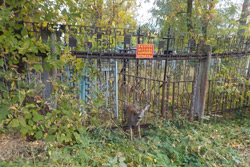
[1, 0, 250, 166]
[0, 110, 249, 166]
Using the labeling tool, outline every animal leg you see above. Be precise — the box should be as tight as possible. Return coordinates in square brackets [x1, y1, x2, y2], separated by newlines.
[138, 124, 141, 139]
[129, 126, 133, 141]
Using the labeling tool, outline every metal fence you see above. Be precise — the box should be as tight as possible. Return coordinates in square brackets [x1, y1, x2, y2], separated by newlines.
[117, 56, 250, 121]
[76, 56, 249, 124]
[22, 22, 250, 122]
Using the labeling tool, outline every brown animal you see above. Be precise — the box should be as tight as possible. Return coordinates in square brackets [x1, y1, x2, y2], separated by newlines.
[124, 103, 150, 141]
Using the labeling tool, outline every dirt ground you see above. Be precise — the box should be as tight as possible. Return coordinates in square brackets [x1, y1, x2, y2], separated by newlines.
[0, 133, 47, 162]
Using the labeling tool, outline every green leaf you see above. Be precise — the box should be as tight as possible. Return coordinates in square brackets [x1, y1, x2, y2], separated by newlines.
[28, 46, 38, 53]
[35, 131, 43, 139]
[0, 58, 4, 67]
[48, 125, 58, 134]
[57, 134, 63, 143]
[20, 127, 29, 135]
[19, 89, 26, 104]
[12, 59, 19, 64]
[65, 134, 72, 142]
[247, 90, 250, 97]
[45, 134, 55, 142]
[26, 104, 36, 108]
[18, 116, 26, 126]
[33, 112, 43, 122]
[73, 132, 81, 142]
[0, 107, 9, 121]
[21, 28, 28, 36]
[34, 64, 43, 72]
[44, 63, 51, 71]
[25, 113, 32, 119]
[28, 120, 34, 126]
[39, 48, 46, 54]
[10, 119, 19, 127]
[62, 110, 70, 115]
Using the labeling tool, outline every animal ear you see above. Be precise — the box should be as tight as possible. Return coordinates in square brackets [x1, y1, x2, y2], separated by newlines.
[139, 104, 150, 117]
[143, 105, 150, 112]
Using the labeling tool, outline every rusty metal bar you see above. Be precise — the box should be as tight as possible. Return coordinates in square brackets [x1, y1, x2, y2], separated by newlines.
[72, 51, 250, 60]
[165, 76, 171, 118]
[161, 82, 166, 117]
[172, 83, 175, 118]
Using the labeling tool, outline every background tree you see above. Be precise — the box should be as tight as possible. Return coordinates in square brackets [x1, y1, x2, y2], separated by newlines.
[238, 0, 250, 35]
[150, 0, 245, 36]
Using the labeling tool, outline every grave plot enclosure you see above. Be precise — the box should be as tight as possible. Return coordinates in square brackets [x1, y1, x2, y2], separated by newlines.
[23, 22, 250, 123]
[92, 52, 250, 123]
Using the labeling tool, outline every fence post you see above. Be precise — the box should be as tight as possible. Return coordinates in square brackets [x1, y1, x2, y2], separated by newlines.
[41, 30, 58, 113]
[114, 60, 119, 119]
[50, 32, 58, 110]
[191, 44, 212, 123]
[41, 29, 52, 114]
[190, 59, 199, 120]
[161, 26, 171, 119]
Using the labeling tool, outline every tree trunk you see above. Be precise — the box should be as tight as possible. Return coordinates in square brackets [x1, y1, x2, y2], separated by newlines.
[238, 0, 250, 36]
[187, 0, 193, 32]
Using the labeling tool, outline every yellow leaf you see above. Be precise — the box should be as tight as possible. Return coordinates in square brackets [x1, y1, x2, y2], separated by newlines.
[42, 21, 48, 28]
[9, 106, 17, 110]
[48, 151, 51, 156]
[44, 133, 48, 138]
[147, 156, 153, 162]
[11, 82, 15, 89]
[191, 145, 194, 152]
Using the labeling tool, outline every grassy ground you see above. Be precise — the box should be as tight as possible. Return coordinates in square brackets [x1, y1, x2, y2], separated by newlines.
[0, 110, 249, 167]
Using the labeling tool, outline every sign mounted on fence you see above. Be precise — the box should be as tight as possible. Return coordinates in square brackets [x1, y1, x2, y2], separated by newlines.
[136, 44, 154, 58]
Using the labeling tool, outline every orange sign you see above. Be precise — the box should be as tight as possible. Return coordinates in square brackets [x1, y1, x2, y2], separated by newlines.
[136, 44, 154, 58]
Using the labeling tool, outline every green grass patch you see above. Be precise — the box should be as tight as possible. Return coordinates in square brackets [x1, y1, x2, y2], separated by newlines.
[1, 111, 249, 167]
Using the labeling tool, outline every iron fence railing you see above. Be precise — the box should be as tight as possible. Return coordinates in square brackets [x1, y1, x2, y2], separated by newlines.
[10, 22, 250, 122]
